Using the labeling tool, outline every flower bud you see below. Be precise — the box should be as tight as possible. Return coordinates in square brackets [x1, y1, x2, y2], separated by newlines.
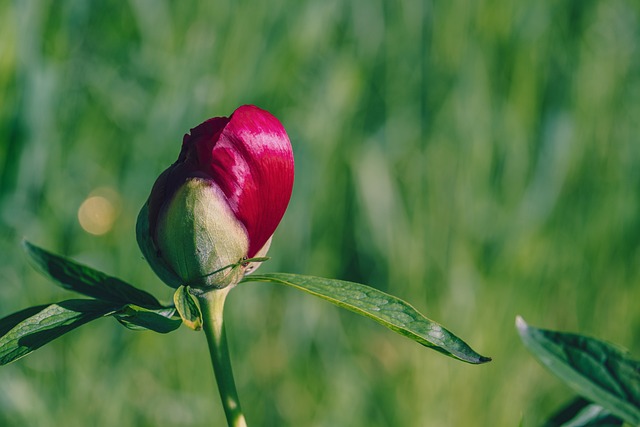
[137, 105, 294, 289]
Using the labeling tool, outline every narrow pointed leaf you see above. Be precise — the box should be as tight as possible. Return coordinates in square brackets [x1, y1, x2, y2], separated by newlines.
[544, 397, 623, 427]
[173, 286, 202, 331]
[516, 316, 640, 425]
[0, 299, 121, 366]
[114, 305, 181, 333]
[243, 273, 490, 364]
[0, 305, 50, 337]
[555, 405, 622, 427]
[23, 241, 162, 309]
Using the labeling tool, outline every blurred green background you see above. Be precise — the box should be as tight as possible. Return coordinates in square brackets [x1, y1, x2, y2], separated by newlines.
[1, 1, 639, 426]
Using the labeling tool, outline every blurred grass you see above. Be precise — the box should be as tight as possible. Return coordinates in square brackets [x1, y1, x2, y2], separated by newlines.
[1, 0, 639, 426]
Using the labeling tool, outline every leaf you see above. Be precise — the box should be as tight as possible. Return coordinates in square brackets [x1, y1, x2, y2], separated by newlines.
[23, 240, 162, 309]
[0, 299, 121, 366]
[113, 305, 181, 333]
[242, 273, 491, 364]
[544, 397, 624, 427]
[173, 286, 202, 331]
[0, 304, 51, 337]
[516, 316, 640, 425]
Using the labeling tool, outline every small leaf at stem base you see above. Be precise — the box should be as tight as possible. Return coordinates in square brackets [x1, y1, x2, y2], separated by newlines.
[174, 286, 203, 331]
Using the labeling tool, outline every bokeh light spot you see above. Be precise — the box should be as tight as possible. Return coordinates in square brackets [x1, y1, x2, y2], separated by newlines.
[77, 188, 121, 235]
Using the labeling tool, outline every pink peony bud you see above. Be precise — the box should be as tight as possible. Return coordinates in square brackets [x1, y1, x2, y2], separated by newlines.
[137, 105, 294, 289]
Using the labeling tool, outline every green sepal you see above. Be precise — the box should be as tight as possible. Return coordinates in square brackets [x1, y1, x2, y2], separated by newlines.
[173, 285, 203, 331]
[242, 273, 491, 364]
[136, 202, 183, 289]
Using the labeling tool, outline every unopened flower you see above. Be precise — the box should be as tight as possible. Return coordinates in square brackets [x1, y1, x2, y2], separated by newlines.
[137, 105, 294, 289]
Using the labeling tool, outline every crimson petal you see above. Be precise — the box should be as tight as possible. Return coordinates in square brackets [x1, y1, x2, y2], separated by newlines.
[184, 105, 294, 257]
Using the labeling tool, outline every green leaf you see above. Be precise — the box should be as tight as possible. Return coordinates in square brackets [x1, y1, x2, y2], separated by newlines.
[544, 397, 623, 427]
[516, 316, 640, 425]
[0, 299, 121, 366]
[173, 286, 202, 331]
[0, 304, 51, 337]
[23, 240, 162, 309]
[242, 273, 491, 364]
[113, 305, 181, 333]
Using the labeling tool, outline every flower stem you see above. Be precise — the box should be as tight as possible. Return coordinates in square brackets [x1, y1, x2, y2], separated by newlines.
[197, 288, 248, 427]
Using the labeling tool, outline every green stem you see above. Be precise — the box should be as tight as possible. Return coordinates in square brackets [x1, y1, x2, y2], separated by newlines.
[197, 288, 248, 427]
